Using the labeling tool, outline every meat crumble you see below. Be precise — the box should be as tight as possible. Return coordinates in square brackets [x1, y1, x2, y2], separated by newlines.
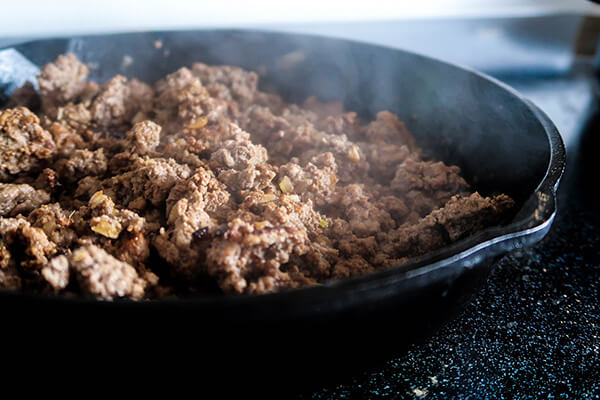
[0, 53, 514, 299]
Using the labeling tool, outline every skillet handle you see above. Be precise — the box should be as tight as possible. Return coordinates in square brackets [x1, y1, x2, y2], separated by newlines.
[514, 99, 566, 228]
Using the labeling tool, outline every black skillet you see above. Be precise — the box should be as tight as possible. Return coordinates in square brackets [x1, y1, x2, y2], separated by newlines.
[0, 30, 564, 389]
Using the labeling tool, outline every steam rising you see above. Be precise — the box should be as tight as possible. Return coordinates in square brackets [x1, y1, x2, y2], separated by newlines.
[0, 31, 550, 204]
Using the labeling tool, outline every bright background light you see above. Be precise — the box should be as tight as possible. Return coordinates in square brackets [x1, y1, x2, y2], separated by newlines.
[0, 0, 598, 37]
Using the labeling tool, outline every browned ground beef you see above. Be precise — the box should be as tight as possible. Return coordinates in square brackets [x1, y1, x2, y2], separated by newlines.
[0, 54, 515, 299]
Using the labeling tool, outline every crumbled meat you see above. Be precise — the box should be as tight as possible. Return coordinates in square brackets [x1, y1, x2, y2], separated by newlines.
[125, 120, 161, 155]
[33, 168, 60, 193]
[54, 148, 107, 183]
[391, 157, 470, 217]
[178, 79, 229, 124]
[0, 53, 515, 299]
[79, 191, 156, 270]
[297, 132, 370, 183]
[238, 105, 290, 146]
[278, 152, 338, 208]
[335, 184, 395, 237]
[176, 121, 251, 157]
[68, 244, 145, 300]
[360, 142, 413, 183]
[362, 111, 416, 148]
[0, 107, 56, 180]
[337, 235, 378, 260]
[154, 68, 229, 133]
[52, 103, 92, 134]
[205, 219, 309, 294]
[378, 192, 515, 264]
[377, 194, 410, 225]
[46, 121, 86, 156]
[101, 157, 192, 209]
[75, 176, 102, 199]
[165, 166, 232, 218]
[155, 67, 196, 110]
[210, 138, 268, 170]
[316, 111, 361, 139]
[0, 183, 50, 217]
[332, 255, 374, 279]
[0, 217, 57, 272]
[154, 167, 232, 278]
[429, 192, 515, 241]
[191, 62, 258, 107]
[38, 53, 89, 110]
[29, 203, 79, 248]
[218, 163, 276, 192]
[91, 75, 153, 127]
[42, 255, 70, 290]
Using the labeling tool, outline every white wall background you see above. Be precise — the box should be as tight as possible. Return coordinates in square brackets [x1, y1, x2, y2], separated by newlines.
[0, 0, 598, 37]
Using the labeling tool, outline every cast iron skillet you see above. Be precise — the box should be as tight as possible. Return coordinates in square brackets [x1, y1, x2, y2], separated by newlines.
[0, 30, 564, 387]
